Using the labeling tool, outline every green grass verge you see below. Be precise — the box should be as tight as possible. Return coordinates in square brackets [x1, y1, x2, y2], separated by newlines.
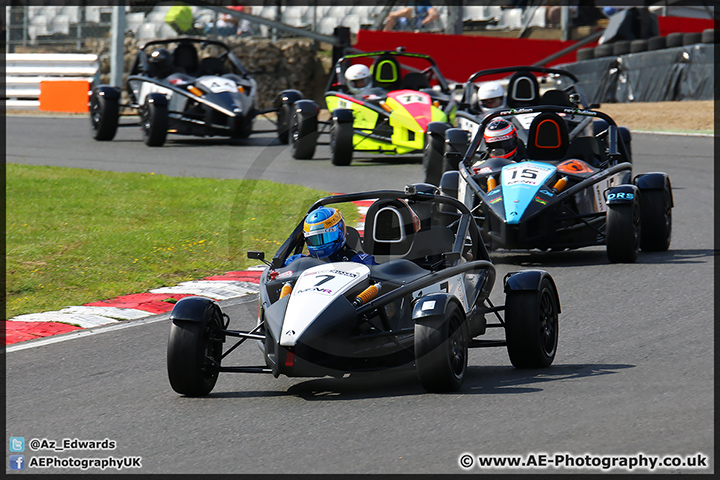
[5, 164, 360, 319]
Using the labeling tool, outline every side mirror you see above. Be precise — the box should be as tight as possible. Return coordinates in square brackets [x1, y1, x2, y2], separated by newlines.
[247, 251, 265, 261]
[443, 251, 461, 265]
[430, 251, 461, 271]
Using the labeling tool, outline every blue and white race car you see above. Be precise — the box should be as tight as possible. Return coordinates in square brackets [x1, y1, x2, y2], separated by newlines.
[438, 105, 673, 263]
[422, 65, 633, 185]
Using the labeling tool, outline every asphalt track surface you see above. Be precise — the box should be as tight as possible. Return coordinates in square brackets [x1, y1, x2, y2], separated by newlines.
[6, 116, 714, 474]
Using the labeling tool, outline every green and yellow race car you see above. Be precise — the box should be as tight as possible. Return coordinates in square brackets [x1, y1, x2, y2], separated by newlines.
[274, 49, 457, 166]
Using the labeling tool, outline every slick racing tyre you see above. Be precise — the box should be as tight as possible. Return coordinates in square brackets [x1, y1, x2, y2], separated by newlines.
[330, 119, 354, 166]
[606, 195, 641, 263]
[167, 301, 225, 396]
[415, 302, 468, 392]
[504, 276, 559, 369]
[275, 90, 302, 144]
[639, 188, 672, 252]
[277, 103, 293, 144]
[141, 94, 168, 147]
[423, 130, 446, 186]
[290, 109, 318, 160]
[89, 89, 119, 141]
[231, 110, 254, 140]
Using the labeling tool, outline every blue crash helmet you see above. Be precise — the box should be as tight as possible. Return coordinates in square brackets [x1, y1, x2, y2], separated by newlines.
[303, 207, 346, 258]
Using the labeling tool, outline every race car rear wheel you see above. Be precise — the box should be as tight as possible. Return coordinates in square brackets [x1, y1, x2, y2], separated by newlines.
[504, 277, 559, 368]
[167, 306, 224, 396]
[415, 302, 468, 392]
[277, 103, 292, 144]
[275, 90, 303, 144]
[639, 188, 672, 251]
[290, 109, 317, 159]
[141, 96, 168, 147]
[89, 90, 119, 141]
[606, 196, 641, 263]
[330, 119, 354, 166]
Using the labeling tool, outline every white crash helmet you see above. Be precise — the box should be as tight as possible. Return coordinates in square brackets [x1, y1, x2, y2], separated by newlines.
[477, 81, 505, 110]
[345, 64, 371, 94]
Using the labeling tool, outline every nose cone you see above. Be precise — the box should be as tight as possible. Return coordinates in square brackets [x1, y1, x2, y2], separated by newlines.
[500, 162, 556, 224]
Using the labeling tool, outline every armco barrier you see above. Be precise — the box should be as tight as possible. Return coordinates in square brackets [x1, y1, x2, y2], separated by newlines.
[5, 53, 99, 109]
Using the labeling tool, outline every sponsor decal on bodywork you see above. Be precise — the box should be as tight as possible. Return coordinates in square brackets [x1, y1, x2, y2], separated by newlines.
[296, 287, 333, 295]
[502, 163, 555, 187]
[199, 77, 237, 94]
[538, 189, 555, 197]
[607, 192, 634, 201]
[326, 269, 360, 278]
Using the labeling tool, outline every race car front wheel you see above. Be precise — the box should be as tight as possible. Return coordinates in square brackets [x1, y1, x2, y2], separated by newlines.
[330, 119, 353, 166]
[167, 302, 224, 396]
[606, 197, 641, 263]
[89, 89, 119, 141]
[504, 276, 559, 369]
[141, 95, 168, 147]
[415, 302, 468, 392]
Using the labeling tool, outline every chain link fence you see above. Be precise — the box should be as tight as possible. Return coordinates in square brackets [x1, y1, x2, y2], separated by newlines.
[5, 3, 395, 54]
[6, 3, 614, 55]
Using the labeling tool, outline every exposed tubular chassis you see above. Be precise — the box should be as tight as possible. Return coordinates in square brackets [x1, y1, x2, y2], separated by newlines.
[214, 190, 507, 375]
[176, 189, 557, 376]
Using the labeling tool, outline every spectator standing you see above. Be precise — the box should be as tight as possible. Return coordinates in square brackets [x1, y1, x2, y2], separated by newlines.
[165, 2, 194, 34]
[383, 1, 439, 31]
[205, 2, 254, 36]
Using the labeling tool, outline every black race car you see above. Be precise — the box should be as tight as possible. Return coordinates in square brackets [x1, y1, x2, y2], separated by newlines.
[90, 37, 268, 146]
[166, 185, 561, 395]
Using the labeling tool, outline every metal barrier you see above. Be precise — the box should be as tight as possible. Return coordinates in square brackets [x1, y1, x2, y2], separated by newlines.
[5, 53, 99, 109]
